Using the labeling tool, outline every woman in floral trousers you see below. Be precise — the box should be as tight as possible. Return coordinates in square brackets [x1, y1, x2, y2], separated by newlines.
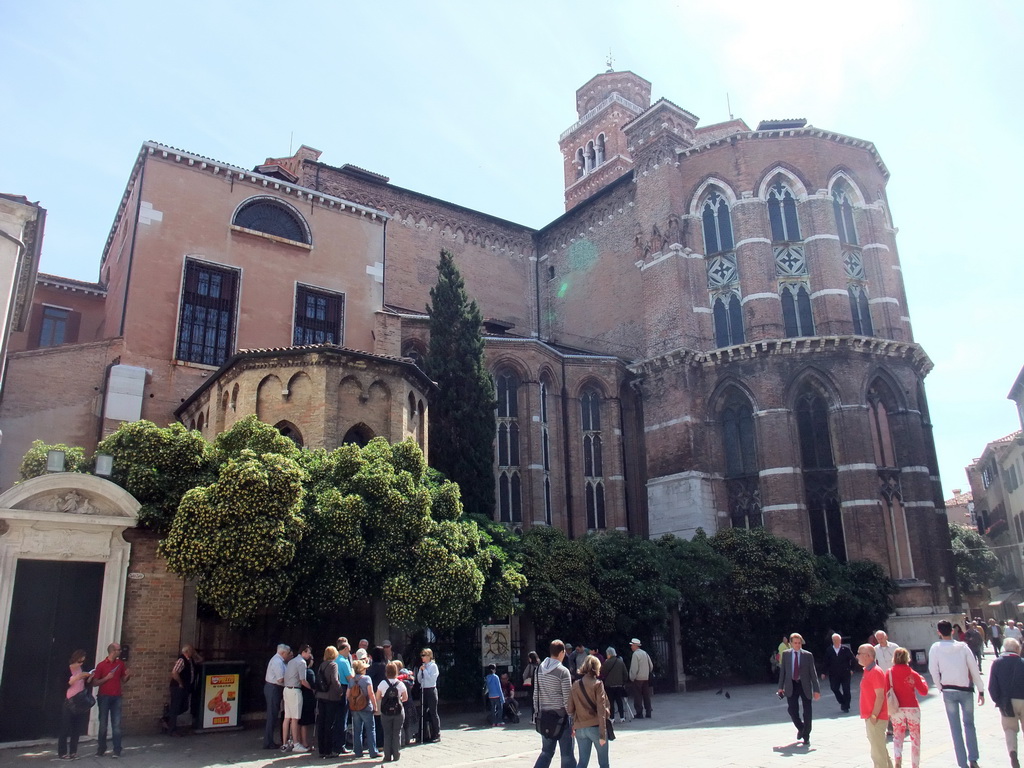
[889, 647, 930, 768]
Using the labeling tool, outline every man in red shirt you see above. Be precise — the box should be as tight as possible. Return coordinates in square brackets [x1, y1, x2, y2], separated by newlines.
[857, 644, 893, 768]
[94, 642, 132, 758]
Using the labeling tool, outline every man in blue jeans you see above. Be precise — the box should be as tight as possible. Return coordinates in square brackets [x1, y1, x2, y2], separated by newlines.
[94, 642, 131, 757]
[929, 620, 985, 768]
[533, 639, 575, 768]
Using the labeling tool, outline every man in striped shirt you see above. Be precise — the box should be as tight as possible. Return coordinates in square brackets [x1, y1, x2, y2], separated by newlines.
[533, 640, 574, 768]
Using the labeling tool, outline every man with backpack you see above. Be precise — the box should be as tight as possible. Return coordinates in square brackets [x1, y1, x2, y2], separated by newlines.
[375, 660, 409, 763]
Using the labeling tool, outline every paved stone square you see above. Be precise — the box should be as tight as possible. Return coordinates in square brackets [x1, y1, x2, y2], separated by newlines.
[1, 656, 1017, 767]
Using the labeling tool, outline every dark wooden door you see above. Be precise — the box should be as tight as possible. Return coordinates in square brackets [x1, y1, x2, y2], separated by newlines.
[0, 559, 105, 741]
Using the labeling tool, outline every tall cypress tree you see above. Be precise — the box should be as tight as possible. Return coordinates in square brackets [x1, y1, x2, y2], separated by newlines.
[426, 250, 496, 518]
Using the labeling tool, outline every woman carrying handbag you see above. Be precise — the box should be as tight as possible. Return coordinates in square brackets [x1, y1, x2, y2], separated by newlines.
[58, 649, 94, 759]
[567, 655, 612, 768]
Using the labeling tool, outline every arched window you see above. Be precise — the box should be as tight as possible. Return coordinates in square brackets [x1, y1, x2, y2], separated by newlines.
[832, 184, 858, 246]
[495, 372, 522, 524]
[575, 148, 585, 179]
[848, 284, 874, 336]
[581, 388, 605, 530]
[275, 420, 304, 448]
[795, 388, 846, 561]
[720, 392, 761, 529]
[596, 134, 606, 165]
[233, 197, 310, 244]
[712, 291, 745, 347]
[342, 424, 374, 447]
[767, 180, 801, 242]
[701, 191, 734, 255]
[781, 282, 815, 337]
[585, 141, 596, 173]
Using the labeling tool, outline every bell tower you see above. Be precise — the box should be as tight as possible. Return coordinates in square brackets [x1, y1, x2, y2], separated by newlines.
[558, 70, 651, 211]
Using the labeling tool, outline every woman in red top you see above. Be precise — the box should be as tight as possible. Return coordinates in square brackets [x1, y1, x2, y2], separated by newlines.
[889, 647, 929, 768]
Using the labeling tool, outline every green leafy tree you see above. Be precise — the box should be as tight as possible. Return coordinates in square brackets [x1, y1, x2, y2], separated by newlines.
[950, 522, 1002, 594]
[159, 448, 306, 626]
[96, 421, 217, 531]
[519, 526, 602, 640]
[19, 440, 89, 479]
[805, 555, 898, 649]
[425, 250, 496, 518]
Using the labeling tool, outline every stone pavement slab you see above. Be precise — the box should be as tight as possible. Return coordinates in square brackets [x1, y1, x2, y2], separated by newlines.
[1, 655, 1016, 767]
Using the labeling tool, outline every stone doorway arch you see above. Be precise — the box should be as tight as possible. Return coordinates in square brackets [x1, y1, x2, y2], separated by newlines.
[0, 473, 140, 743]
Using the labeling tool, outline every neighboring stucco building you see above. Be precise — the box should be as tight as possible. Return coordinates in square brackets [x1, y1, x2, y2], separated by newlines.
[969, 364, 1024, 601]
[0, 70, 958, 737]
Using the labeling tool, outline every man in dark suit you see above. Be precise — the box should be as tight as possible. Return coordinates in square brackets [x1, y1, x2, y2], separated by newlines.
[777, 632, 821, 744]
[820, 633, 855, 713]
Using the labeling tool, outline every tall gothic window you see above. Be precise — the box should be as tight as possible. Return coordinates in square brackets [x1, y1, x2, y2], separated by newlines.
[713, 291, 745, 347]
[796, 387, 846, 561]
[701, 191, 734, 255]
[176, 259, 238, 366]
[848, 284, 874, 336]
[540, 378, 553, 525]
[767, 181, 801, 242]
[832, 184, 858, 246]
[496, 372, 522, 523]
[781, 282, 815, 337]
[869, 381, 914, 579]
[721, 392, 761, 529]
[581, 388, 605, 530]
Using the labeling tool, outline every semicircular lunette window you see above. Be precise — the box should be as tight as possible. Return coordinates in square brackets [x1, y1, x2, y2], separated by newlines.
[233, 199, 310, 243]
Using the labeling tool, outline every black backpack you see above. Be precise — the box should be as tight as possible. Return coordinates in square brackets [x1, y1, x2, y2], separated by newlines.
[381, 680, 402, 715]
[316, 662, 333, 693]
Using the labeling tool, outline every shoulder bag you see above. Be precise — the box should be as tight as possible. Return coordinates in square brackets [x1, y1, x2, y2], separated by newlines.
[535, 666, 568, 740]
[66, 688, 96, 714]
[576, 679, 615, 740]
[886, 670, 901, 717]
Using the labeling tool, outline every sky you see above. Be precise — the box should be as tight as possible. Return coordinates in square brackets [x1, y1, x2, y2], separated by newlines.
[2, 0, 1021, 499]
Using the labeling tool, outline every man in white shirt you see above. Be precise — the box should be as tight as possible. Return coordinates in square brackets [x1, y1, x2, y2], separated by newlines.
[629, 638, 654, 719]
[929, 620, 985, 768]
[283, 645, 313, 752]
[1006, 620, 1023, 644]
[263, 644, 289, 749]
[873, 631, 900, 671]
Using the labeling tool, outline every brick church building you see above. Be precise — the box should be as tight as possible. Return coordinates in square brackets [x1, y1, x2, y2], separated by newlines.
[0, 70, 956, 737]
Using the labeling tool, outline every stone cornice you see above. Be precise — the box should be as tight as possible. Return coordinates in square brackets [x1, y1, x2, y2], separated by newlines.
[676, 128, 890, 180]
[630, 336, 932, 376]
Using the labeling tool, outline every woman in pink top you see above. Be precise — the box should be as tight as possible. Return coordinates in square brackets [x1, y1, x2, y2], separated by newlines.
[58, 649, 93, 759]
[889, 647, 929, 768]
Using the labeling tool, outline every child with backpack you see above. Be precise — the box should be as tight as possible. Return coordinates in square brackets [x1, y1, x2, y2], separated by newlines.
[375, 661, 409, 763]
[484, 664, 505, 726]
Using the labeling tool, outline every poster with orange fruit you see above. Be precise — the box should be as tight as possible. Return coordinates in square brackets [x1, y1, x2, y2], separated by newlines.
[202, 674, 239, 729]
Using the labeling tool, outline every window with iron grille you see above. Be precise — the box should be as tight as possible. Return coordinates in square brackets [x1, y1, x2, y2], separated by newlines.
[233, 198, 310, 244]
[294, 285, 344, 346]
[176, 260, 238, 366]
